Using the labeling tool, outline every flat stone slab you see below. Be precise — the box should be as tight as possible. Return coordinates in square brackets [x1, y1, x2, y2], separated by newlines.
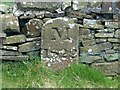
[18, 41, 41, 52]
[0, 32, 6, 38]
[0, 45, 18, 51]
[105, 53, 118, 61]
[92, 62, 119, 76]
[105, 21, 119, 29]
[0, 55, 29, 61]
[0, 50, 21, 56]
[95, 33, 114, 38]
[3, 35, 26, 44]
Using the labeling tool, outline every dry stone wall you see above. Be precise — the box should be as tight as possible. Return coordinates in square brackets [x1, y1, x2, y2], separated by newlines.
[0, 1, 120, 75]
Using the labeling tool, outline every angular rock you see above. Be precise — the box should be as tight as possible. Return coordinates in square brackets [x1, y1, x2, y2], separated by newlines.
[62, 0, 71, 10]
[82, 39, 96, 46]
[80, 42, 112, 54]
[0, 50, 21, 56]
[83, 19, 104, 29]
[105, 53, 118, 61]
[105, 21, 119, 28]
[18, 41, 41, 52]
[72, 0, 88, 10]
[22, 19, 43, 37]
[115, 29, 120, 38]
[105, 50, 116, 54]
[80, 54, 102, 64]
[113, 44, 119, 50]
[26, 37, 41, 42]
[108, 38, 119, 43]
[27, 51, 40, 60]
[0, 14, 20, 33]
[97, 29, 115, 33]
[0, 55, 29, 61]
[101, 2, 112, 13]
[96, 39, 107, 43]
[0, 4, 10, 13]
[0, 45, 18, 51]
[92, 62, 119, 76]
[0, 32, 6, 38]
[3, 35, 26, 44]
[16, 2, 61, 12]
[95, 33, 114, 38]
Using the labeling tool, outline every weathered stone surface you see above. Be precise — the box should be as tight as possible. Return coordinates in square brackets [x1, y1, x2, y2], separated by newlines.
[18, 41, 40, 52]
[96, 39, 107, 43]
[105, 53, 118, 62]
[0, 14, 20, 32]
[108, 38, 119, 43]
[105, 21, 119, 28]
[97, 29, 115, 33]
[62, 0, 71, 10]
[3, 35, 26, 44]
[115, 29, 120, 38]
[41, 17, 79, 68]
[72, 0, 88, 10]
[0, 45, 18, 51]
[0, 4, 10, 13]
[0, 50, 21, 56]
[92, 62, 119, 76]
[83, 19, 104, 29]
[101, 2, 112, 13]
[80, 42, 112, 54]
[22, 19, 43, 37]
[0, 32, 6, 38]
[80, 54, 102, 64]
[82, 39, 96, 46]
[26, 37, 41, 42]
[0, 55, 29, 60]
[113, 44, 119, 50]
[27, 51, 40, 60]
[16, 2, 61, 12]
[105, 50, 116, 54]
[95, 33, 114, 38]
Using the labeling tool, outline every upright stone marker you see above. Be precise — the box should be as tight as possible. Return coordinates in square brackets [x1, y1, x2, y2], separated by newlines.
[41, 17, 79, 70]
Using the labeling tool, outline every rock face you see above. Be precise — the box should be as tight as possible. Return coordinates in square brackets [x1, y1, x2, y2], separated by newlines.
[0, 1, 120, 75]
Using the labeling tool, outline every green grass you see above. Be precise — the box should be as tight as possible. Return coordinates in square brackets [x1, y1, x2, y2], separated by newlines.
[2, 57, 119, 88]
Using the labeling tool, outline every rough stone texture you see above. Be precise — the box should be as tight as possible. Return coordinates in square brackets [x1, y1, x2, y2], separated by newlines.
[105, 53, 118, 62]
[22, 19, 43, 37]
[0, 4, 10, 13]
[41, 17, 79, 69]
[0, 14, 20, 33]
[3, 35, 26, 44]
[18, 41, 40, 52]
[0, 45, 18, 51]
[0, 33, 6, 38]
[83, 19, 104, 29]
[0, 55, 29, 60]
[108, 38, 119, 43]
[95, 33, 114, 38]
[115, 29, 120, 38]
[0, 50, 21, 56]
[92, 62, 119, 76]
[105, 21, 119, 28]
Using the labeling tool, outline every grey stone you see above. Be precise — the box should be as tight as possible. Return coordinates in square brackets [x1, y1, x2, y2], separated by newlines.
[27, 51, 40, 60]
[80, 42, 112, 54]
[115, 29, 120, 38]
[0, 45, 18, 51]
[41, 17, 79, 67]
[62, 0, 71, 10]
[26, 37, 41, 42]
[113, 44, 119, 50]
[95, 33, 114, 38]
[92, 62, 118, 76]
[3, 35, 26, 44]
[0, 33, 6, 38]
[0, 50, 21, 56]
[23, 19, 43, 37]
[0, 55, 29, 61]
[105, 50, 116, 54]
[80, 54, 102, 64]
[105, 53, 118, 61]
[82, 39, 96, 46]
[97, 29, 115, 33]
[0, 14, 20, 32]
[96, 39, 107, 43]
[72, 0, 88, 10]
[16, 2, 61, 12]
[101, 2, 112, 13]
[18, 41, 41, 52]
[108, 38, 119, 43]
[0, 4, 10, 13]
[105, 21, 119, 28]
[83, 19, 104, 29]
